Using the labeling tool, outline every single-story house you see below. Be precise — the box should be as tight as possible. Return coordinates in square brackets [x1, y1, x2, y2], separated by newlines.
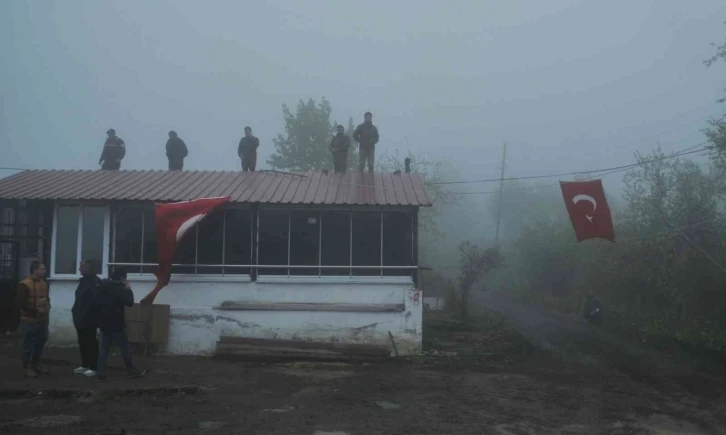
[0, 170, 432, 355]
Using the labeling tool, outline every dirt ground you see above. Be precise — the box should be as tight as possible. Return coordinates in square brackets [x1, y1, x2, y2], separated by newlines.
[1, 306, 725, 435]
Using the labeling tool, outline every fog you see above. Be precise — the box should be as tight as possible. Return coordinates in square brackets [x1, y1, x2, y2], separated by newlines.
[1, 1, 724, 260]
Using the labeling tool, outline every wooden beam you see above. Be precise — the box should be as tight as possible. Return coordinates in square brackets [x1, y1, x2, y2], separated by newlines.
[216, 302, 405, 313]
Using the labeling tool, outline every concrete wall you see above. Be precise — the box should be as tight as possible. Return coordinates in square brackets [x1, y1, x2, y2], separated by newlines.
[47, 276, 422, 356]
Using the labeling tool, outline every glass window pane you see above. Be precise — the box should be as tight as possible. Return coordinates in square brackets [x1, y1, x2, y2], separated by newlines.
[258, 210, 288, 275]
[321, 212, 350, 276]
[197, 210, 224, 274]
[290, 211, 320, 276]
[224, 209, 252, 274]
[382, 212, 413, 277]
[80, 207, 105, 275]
[54, 206, 79, 274]
[352, 212, 381, 276]
[141, 208, 157, 274]
[113, 207, 143, 274]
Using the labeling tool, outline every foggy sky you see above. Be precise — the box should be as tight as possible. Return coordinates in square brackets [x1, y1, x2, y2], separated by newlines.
[1, 0, 724, 192]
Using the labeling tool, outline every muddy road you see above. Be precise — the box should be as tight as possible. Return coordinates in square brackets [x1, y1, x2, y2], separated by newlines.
[1, 302, 725, 434]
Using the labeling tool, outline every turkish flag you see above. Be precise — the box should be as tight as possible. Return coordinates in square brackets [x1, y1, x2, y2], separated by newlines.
[139, 196, 231, 305]
[560, 180, 615, 243]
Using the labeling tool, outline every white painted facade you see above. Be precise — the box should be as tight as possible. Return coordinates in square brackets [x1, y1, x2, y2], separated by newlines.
[47, 275, 423, 355]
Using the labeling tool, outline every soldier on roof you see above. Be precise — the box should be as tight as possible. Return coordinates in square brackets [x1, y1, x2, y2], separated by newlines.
[98, 129, 126, 170]
[353, 111, 379, 173]
[238, 126, 259, 172]
[165, 130, 188, 171]
[329, 124, 351, 173]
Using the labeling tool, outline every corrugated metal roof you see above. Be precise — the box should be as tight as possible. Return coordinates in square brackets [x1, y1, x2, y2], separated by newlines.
[0, 170, 433, 207]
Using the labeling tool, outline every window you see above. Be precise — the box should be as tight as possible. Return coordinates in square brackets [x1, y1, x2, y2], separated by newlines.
[113, 207, 143, 273]
[382, 212, 413, 276]
[111, 207, 252, 276]
[352, 212, 382, 276]
[258, 210, 289, 275]
[320, 212, 350, 276]
[256, 208, 415, 278]
[290, 211, 320, 276]
[53, 205, 107, 276]
[224, 209, 252, 275]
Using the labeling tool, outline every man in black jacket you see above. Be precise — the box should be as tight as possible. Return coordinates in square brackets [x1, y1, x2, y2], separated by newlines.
[166, 130, 188, 171]
[329, 124, 351, 173]
[237, 126, 259, 172]
[99, 129, 126, 170]
[353, 112, 379, 173]
[71, 260, 102, 377]
[94, 269, 144, 379]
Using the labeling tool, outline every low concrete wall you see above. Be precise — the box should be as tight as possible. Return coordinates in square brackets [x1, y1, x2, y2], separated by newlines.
[46, 276, 422, 356]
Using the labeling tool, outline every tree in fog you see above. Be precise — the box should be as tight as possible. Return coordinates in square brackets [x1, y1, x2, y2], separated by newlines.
[268, 97, 357, 172]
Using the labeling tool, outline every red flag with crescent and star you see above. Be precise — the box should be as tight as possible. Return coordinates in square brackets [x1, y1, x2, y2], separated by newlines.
[560, 180, 615, 243]
[139, 196, 231, 305]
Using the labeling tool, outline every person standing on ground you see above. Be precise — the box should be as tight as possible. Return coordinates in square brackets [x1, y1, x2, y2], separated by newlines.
[238, 126, 259, 172]
[16, 261, 50, 378]
[71, 260, 102, 378]
[329, 124, 351, 173]
[99, 128, 126, 170]
[165, 130, 188, 171]
[353, 111, 379, 173]
[94, 268, 145, 379]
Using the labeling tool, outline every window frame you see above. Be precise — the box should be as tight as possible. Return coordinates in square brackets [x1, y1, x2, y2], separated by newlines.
[255, 205, 417, 282]
[50, 202, 111, 279]
[107, 204, 254, 279]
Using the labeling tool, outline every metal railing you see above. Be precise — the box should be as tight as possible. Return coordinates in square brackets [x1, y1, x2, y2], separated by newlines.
[106, 262, 418, 278]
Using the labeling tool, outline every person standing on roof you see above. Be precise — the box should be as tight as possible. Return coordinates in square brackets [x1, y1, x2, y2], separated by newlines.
[99, 128, 126, 170]
[238, 126, 259, 172]
[16, 261, 50, 378]
[165, 130, 188, 171]
[353, 111, 379, 173]
[329, 124, 351, 173]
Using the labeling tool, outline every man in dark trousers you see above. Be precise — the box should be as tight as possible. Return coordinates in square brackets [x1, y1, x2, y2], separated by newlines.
[238, 126, 259, 172]
[165, 130, 188, 171]
[329, 124, 351, 173]
[16, 261, 50, 378]
[353, 112, 379, 172]
[94, 268, 144, 379]
[99, 128, 126, 170]
[72, 260, 102, 377]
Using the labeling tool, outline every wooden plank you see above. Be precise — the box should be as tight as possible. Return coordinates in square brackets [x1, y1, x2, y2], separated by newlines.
[149, 304, 170, 344]
[214, 344, 387, 362]
[218, 336, 390, 356]
[217, 302, 405, 313]
[125, 304, 170, 345]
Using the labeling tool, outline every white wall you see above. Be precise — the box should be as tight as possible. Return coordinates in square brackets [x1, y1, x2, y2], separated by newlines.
[47, 276, 422, 356]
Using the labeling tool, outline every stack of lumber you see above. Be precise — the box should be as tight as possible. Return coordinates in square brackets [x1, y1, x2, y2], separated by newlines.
[214, 336, 391, 361]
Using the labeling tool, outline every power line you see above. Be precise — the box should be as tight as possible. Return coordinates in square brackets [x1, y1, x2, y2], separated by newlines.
[430, 143, 711, 186]
[442, 145, 711, 194]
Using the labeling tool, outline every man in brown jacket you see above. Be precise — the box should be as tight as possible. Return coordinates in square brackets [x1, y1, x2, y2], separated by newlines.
[16, 261, 51, 378]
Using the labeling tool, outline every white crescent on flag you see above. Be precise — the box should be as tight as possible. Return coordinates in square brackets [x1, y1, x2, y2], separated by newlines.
[175, 213, 207, 241]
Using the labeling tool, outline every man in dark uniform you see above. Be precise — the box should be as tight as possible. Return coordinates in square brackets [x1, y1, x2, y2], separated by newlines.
[329, 124, 351, 173]
[237, 126, 259, 172]
[99, 129, 126, 170]
[165, 130, 188, 171]
[353, 112, 379, 172]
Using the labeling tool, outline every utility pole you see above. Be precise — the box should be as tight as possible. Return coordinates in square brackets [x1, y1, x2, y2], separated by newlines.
[494, 142, 507, 246]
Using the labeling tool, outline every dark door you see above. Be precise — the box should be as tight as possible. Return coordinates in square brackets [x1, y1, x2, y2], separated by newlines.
[0, 240, 20, 333]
